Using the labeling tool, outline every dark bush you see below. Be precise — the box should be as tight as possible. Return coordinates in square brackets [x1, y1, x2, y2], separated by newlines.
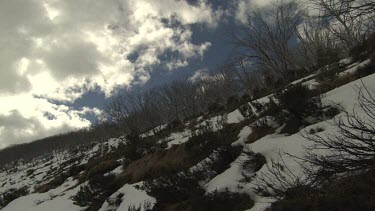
[0, 186, 29, 208]
[67, 164, 85, 178]
[141, 144, 245, 210]
[211, 146, 243, 174]
[185, 130, 217, 153]
[240, 149, 267, 183]
[261, 98, 281, 118]
[247, 124, 275, 143]
[34, 174, 67, 193]
[207, 101, 225, 114]
[141, 171, 204, 205]
[188, 123, 241, 154]
[188, 189, 253, 211]
[350, 34, 375, 61]
[309, 127, 325, 134]
[85, 160, 120, 180]
[270, 169, 375, 211]
[117, 140, 143, 162]
[271, 84, 323, 132]
[276, 84, 321, 118]
[279, 115, 303, 134]
[238, 103, 255, 120]
[316, 45, 340, 68]
[143, 173, 254, 211]
[349, 42, 368, 61]
[106, 193, 124, 207]
[226, 95, 241, 111]
[72, 174, 117, 209]
[316, 63, 344, 83]
[26, 169, 35, 176]
[323, 106, 341, 119]
[71, 185, 97, 207]
[241, 149, 266, 173]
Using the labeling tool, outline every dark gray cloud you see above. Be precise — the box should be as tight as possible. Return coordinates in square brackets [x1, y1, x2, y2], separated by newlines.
[43, 39, 105, 79]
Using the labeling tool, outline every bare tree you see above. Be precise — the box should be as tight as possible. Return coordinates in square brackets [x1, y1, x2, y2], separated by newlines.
[155, 82, 183, 122]
[141, 89, 166, 134]
[155, 80, 205, 122]
[224, 59, 266, 97]
[234, 0, 305, 79]
[295, 13, 342, 69]
[311, 0, 375, 50]
[104, 90, 148, 136]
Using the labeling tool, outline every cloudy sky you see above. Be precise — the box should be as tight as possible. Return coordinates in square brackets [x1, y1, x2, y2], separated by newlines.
[0, 0, 274, 148]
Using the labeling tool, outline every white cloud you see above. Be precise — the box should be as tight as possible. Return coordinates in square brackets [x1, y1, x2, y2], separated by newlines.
[0, 0, 223, 147]
[235, 0, 311, 23]
[235, 0, 273, 23]
[0, 95, 92, 148]
[189, 68, 210, 82]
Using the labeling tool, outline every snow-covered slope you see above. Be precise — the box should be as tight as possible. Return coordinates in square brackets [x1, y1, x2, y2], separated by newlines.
[205, 72, 375, 211]
[1, 62, 374, 211]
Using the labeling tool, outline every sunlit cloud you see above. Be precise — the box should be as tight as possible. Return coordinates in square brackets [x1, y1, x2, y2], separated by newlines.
[0, 0, 223, 148]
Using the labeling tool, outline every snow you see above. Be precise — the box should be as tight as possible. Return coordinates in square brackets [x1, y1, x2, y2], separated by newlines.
[205, 73, 375, 211]
[1, 61, 374, 211]
[323, 72, 375, 110]
[339, 57, 353, 65]
[141, 124, 167, 138]
[254, 95, 272, 105]
[339, 59, 371, 76]
[167, 136, 190, 148]
[289, 74, 315, 85]
[166, 129, 191, 149]
[232, 126, 252, 147]
[124, 72, 375, 210]
[107, 138, 124, 148]
[99, 182, 155, 211]
[247, 199, 275, 211]
[227, 109, 244, 124]
[2, 178, 85, 211]
[104, 165, 123, 176]
[302, 79, 318, 89]
[205, 153, 245, 193]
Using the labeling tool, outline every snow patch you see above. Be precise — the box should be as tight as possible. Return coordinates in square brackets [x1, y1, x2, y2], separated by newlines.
[99, 182, 155, 211]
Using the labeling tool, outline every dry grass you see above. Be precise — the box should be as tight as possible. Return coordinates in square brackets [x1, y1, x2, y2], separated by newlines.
[34, 175, 67, 193]
[116, 144, 197, 184]
[114, 124, 242, 186]
[80, 159, 120, 182]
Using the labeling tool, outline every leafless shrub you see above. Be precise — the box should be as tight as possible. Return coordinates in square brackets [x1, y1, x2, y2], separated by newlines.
[253, 152, 314, 199]
[302, 81, 375, 180]
[311, 0, 375, 51]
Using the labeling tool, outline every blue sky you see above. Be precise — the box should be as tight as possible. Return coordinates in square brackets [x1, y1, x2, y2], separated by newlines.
[0, 0, 271, 148]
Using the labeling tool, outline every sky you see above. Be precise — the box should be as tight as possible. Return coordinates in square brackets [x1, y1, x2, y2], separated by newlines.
[0, 0, 276, 148]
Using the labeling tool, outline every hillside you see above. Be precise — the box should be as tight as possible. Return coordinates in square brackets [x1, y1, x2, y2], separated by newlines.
[0, 55, 374, 210]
